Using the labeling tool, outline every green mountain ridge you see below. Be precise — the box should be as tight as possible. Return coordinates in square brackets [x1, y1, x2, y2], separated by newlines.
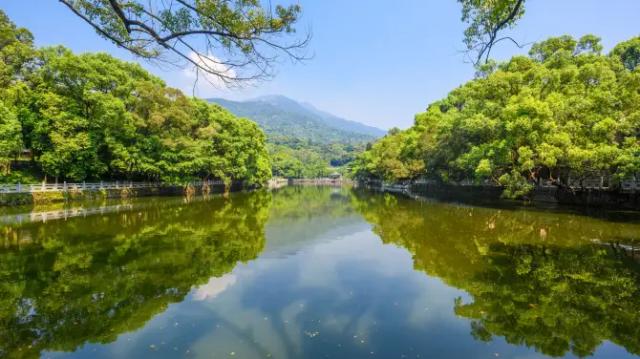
[208, 95, 386, 144]
[208, 95, 385, 178]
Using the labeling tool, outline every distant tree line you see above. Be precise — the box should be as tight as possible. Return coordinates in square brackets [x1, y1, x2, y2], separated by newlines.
[0, 11, 271, 185]
[353, 35, 640, 198]
[269, 137, 364, 178]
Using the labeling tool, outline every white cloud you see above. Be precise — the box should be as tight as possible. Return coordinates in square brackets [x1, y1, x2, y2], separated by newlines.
[183, 51, 237, 96]
[193, 273, 237, 301]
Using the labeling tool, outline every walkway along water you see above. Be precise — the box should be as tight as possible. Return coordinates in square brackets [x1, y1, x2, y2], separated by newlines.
[0, 180, 234, 206]
[0, 177, 352, 207]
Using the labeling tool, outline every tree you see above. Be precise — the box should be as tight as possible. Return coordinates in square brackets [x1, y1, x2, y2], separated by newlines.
[352, 130, 424, 182]
[611, 37, 640, 71]
[58, 0, 309, 85]
[355, 35, 640, 198]
[0, 10, 33, 176]
[458, 0, 527, 65]
[0, 9, 35, 84]
[0, 10, 273, 184]
[0, 102, 22, 174]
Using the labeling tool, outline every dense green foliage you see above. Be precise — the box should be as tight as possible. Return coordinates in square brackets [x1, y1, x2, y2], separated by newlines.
[268, 142, 330, 178]
[0, 192, 271, 358]
[210, 96, 381, 178]
[268, 140, 364, 178]
[354, 35, 640, 198]
[0, 11, 271, 185]
[351, 191, 640, 357]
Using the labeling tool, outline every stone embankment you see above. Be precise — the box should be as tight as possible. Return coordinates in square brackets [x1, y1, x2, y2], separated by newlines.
[361, 178, 640, 210]
[0, 180, 233, 206]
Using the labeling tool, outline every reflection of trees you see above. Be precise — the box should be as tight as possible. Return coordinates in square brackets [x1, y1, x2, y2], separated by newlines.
[269, 186, 356, 220]
[351, 191, 640, 357]
[0, 192, 271, 358]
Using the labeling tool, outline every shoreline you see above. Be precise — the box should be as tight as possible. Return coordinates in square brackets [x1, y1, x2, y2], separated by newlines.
[0, 177, 352, 207]
[360, 180, 640, 213]
[0, 181, 241, 207]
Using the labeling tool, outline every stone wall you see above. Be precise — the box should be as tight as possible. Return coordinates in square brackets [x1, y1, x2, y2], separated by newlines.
[361, 180, 640, 211]
[0, 182, 235, 207]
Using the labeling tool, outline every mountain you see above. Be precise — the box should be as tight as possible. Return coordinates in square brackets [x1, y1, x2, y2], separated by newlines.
[208, 95, 386, 144]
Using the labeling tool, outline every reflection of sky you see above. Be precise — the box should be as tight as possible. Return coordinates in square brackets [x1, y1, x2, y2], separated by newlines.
[44, 203, 640, 359]
[192, 274, 238, 301]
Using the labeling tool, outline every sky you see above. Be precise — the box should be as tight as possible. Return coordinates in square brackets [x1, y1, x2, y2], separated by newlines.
[2, 1, 640, 130]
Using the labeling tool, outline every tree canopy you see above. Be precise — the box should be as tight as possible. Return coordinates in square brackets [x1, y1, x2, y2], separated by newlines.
[0, 10, 271, 185]
[353, 34, 640, 198]
[58, 0, 308, 85]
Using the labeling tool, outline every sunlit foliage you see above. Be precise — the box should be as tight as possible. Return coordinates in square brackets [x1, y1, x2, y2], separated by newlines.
[354, 35, 640, 198]
[0, 11, 271, 185]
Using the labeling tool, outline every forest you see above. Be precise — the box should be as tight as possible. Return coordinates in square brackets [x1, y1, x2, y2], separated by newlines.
[3, 2, 640, 196]
[210, 96, 378, 179]
[353, 35, 640, 198]
[268, 140, 364, 179]
[0, 10, 271, 185]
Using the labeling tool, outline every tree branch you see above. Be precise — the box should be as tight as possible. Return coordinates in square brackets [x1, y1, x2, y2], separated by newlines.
[58, 0, 309, 86]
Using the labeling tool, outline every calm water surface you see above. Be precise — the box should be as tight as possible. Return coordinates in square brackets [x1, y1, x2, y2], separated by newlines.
[1, 187, 640, 359]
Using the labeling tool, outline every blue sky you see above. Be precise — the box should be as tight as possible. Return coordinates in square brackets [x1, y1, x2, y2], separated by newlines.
[2, 1, 639, 130]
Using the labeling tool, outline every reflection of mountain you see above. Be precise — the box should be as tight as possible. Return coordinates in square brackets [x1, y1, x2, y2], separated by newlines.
[0, 192, 271, 359]
[263, 186, 367, 257]
[351, 191, 640, 358]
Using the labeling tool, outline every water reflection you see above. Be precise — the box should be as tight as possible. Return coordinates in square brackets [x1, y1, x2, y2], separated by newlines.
[351, 191, 640, 357]
[0, 192, 271, 358]
[1, 187, 640, 358]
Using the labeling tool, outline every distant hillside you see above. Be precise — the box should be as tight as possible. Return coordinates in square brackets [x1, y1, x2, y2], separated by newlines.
[208, 95, 386, 178]
[208, 95, 385, 144]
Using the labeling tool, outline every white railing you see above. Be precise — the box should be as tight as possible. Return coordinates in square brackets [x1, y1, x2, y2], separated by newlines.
[0, 204, 135, 225]
[0, 180, 225, 194]
[411, 176, 640, 192]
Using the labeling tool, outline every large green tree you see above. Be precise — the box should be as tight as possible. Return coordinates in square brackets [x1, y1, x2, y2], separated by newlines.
[0, 102, 22, 174]
[354, 35, 640, 198]
[0, 10, 272, 185]
[0, 11, 35, 176]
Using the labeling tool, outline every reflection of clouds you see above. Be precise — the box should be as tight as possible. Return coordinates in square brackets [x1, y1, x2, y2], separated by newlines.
[298, 230, 414, 289]
[407, 276, 469, 328]
[193, 274, 237, 301]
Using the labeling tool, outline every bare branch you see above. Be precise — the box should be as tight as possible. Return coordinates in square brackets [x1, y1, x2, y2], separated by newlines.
[461, 0, 526, 65]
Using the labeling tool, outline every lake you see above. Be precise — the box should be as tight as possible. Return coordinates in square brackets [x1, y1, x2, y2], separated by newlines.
[1, 186, 640, 359]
